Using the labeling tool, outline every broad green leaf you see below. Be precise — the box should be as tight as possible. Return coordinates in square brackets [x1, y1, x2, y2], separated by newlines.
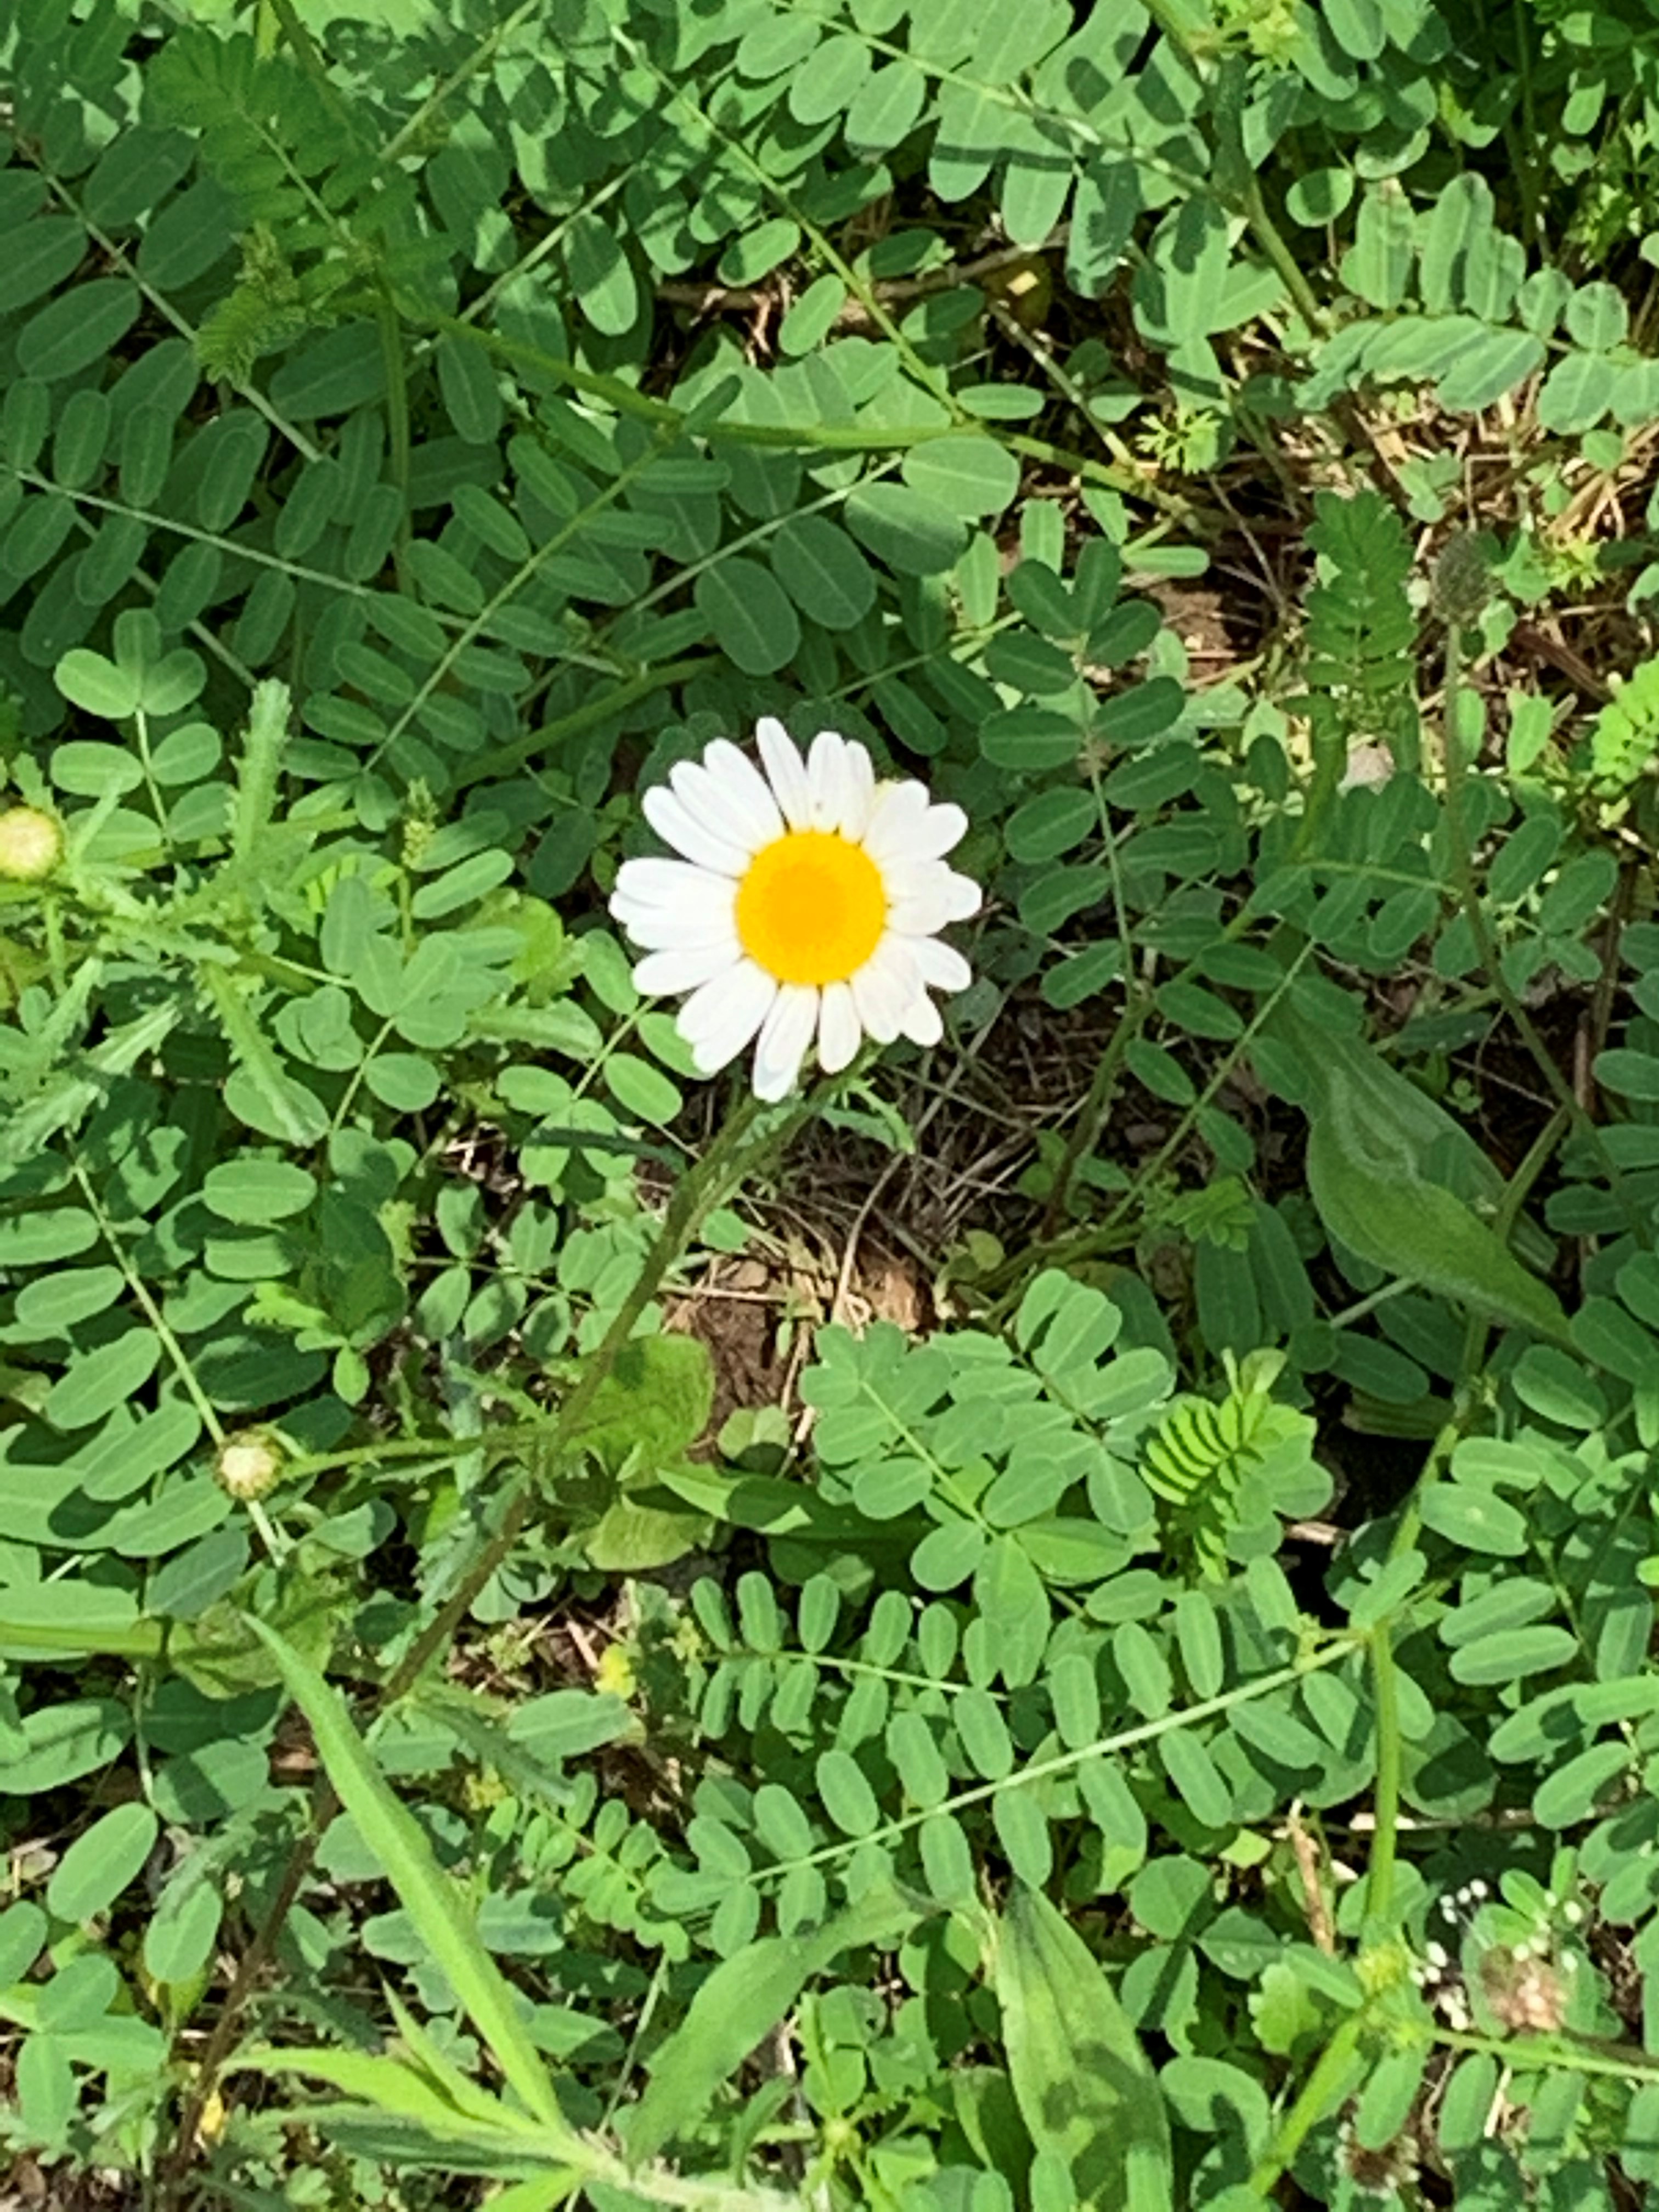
[694, 555, 800, 674]
[0, 218, 86, 315]
[1447, 1626, 1579, 1685]
[1341, 184, 1414, 311]
[8, 1699, 131, 1795]
[565, 210, 637, 337]
[1419, 1482, 1528, 1556]
[845, 481, 968, 574]
[996, 1883, 1172, 2209]
[1536, 351, 1617, 435]
[143, 1871, 221, 1984]
[902, 425, 1022, 511]
[43, 1328, 163, 1431]
[18, 278, 140, 380]
[55, 651, 140, 721]
[769, 513, 876, 629]
[1268, 1010, 1570, 1342]
[46, 1803, 159, 1922]
[1533, 1740, 1629, 1828]
[568, 1333, 713, 1466]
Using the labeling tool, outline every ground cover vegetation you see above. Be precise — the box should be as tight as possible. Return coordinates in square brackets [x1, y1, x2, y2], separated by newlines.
[4, 0, 1659, 2205]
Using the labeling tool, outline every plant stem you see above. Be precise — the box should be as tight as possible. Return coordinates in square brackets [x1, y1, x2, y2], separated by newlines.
[1363, 1623, 1402, 1932]
[160, 1089, 787, 2199]
[1248, 2009, 1366, 2196]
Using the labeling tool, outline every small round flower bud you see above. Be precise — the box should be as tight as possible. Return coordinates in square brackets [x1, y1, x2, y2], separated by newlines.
[215, 1428, 286, 1501]
[0, 806, 63, 882]
[1432, 531, 1488, 623]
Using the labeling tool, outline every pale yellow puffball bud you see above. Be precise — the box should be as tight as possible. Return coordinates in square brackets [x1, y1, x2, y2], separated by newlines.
[215, 1429, 286, 1501]
[0, 806, 63, 882]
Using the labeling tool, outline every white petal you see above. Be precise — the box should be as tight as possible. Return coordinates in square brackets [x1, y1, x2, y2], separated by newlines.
[864, 781, 967, 865]
[697, 739, 786, 848]
[614, 856, 727, 910]
[679, 961, 776, 1073]
[888, 865, 981, 935]
[911, 937, 973, 995]
[806, 731, 850, 833]
[614, 904, 734, 951]
[753, 984, 817, 1101]
[632, 939, 741, 996]
[899, 990, 943, 1048]
[642, 784, 751, 875]
[757, 717, 811, 828]
[614, 858, 738, 946]
[817, 981, 862, 1075]
[611, 860, 736, 947]
[665, 759, 770, 866]
[836, 738, 877, 842]
[850, 935, 918, 1045]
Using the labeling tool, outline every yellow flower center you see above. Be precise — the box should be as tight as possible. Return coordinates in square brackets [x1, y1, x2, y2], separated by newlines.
[735, 830, 886, 986]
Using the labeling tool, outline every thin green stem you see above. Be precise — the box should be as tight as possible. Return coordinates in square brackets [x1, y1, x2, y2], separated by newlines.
[1040, 762, 1145, 1235]
[1248, 2010, 1366, 2196]
[1434, 2024, 1659, 2087]
[1363, 1623, 1401, 1932]
[744, 1641, 1358, 1887]
[455, 657, 715, 789]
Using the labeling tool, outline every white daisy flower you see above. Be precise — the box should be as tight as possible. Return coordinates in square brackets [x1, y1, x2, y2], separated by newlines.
[610, 720, 980, 1101]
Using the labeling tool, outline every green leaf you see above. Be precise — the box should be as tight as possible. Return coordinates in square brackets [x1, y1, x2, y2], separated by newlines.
[769, 514, 877, 629]
[565, 210, 637, 336]
[603, 1052, 683, 1125]
[43, 1329, 163, 1432]
[7, 1700, 131, 1795]
[242, 1615, 575, 2142]
[1270, 1010, 1570, 1343]
[694, 556, 801, 675]
[1341, 184, 1414, 311]
[1159, 1729, 1233, 1828]
[901, 434, 1022, 518]
[1323, 0, 1384, 57]
[1532, 1740, 1629, 1829]
[55, 650, 140, 721]
[569, 1334, 713, 1467]
[1565, 281, 1628, 351]
[996, 1883, 1172, 2209]
[1419, 1482, 1528, 1557]
[845, 482, 968, 574]
[846, 60, 928, 153]
[18, 278, 141, 381]
[1447, 1626, 1578, 1685]
[46, 1803, 159, 1923]
[973, 1533, 1050, 1686]
[0, 219, 87, 315]
[1436, 328, 1544, 413]
[0, 1586, 162, 1663]
[1537, 352, 1617, 435]
[816, 1747, 881, 1835]
[437, 335, 504, 445]
[143, 1870, 221, 1984]
[201, 1158, 317, 1224]
[629, 1888, 914, 2161]
[719, 217, 802, 285]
